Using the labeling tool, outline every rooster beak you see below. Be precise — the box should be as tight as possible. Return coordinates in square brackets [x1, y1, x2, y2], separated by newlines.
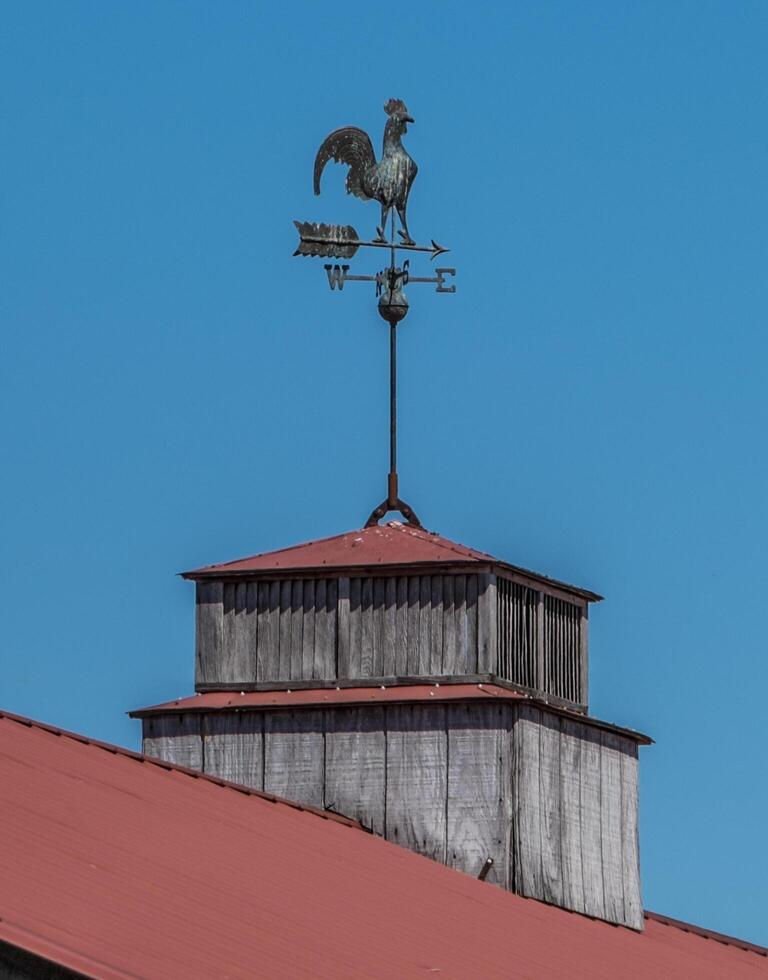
[405, 116, 415, 124]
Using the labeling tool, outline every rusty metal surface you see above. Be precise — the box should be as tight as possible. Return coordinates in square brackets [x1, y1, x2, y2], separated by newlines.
[181, 521, 604, 601]
[0, 709, 762, 979]
[129, 682, 653, 745]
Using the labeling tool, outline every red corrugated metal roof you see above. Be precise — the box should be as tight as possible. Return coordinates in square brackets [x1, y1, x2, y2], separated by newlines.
[129, 682, 653, 744]
[1, 709, 762, 978]
[182, 522, 603, 601]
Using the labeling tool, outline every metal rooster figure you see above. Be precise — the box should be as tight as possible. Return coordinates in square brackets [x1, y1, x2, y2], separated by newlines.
[293, 99, 457, 528]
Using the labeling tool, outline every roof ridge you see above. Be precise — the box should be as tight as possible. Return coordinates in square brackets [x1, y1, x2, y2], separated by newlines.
[645, 911, 767, 957]
[394, 523, 494, 562]
[0, 708, 364, 832]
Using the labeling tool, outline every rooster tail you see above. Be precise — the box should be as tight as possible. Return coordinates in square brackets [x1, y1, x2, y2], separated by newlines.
[313, 126, 376, 201]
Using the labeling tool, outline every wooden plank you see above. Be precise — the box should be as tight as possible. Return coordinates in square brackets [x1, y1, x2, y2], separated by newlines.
[383, 577, 397, 677]
[372, 578, 385, 676]
[221, 583, 237, 683]
[538, 714, 564, 906]
[446, 702, 510, 886]
[418, 575, 432, 674]
[511, 703, 542, 899]
[203, 713, 263, 789]
[244, 582, 259, 684]
[580, 606, 589, 708]
[290, 579, 304, 680]
[319, 578, 337, 680]
[430, 576, 444, 674]
[620, 742, 643, 930]
[406, 576, 421, 674]
[142, 714, 202, 769]
[453, 574, 467, 674]
[385, 704, 447, 862]
[559, 718, 586, 914]
[263, 710, 324, 808]
[477, 573, 497, 674]
[278, 580, 293, 680]
[257, 581, 280, 682]
[360, 577, 374, 677]
[324, 707, 386, 835]
[579, 725, 605, 919]
[442, 576, 456, 674]
[228, 581, 252, 683]
[337, 577, 351, 678]
[348, 578, 362, 677]
[301, 579, 315, 679]
[395, 576, 409, 675]
[195, 581, 223, 687]
[600, 730, 626, 925]
[536, 590, 545, 692]
[312, 578, 327, 680]
[465, 574, 478, 672]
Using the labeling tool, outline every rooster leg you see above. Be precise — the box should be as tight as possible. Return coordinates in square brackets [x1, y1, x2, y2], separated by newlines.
[396, 207, 415, 246]
[374, 204, 391, 243]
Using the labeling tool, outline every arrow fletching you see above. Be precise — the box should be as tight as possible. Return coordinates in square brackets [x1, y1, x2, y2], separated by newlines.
[294, 221, 360, 259]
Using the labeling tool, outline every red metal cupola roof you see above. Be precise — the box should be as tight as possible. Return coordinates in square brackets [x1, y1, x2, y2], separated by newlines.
[182, 521, 603, 601]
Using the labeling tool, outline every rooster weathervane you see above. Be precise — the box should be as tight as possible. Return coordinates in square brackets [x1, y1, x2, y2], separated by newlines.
[293, 98, 456, 528]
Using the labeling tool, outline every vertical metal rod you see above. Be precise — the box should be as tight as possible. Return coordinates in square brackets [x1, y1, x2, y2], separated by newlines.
[387, 209, 398, 507]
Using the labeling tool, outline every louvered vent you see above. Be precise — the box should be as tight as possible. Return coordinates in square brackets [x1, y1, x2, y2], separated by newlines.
[497, 577, 585, 706]
[543, 594, 582, 703]
[497, 578, 538, 688]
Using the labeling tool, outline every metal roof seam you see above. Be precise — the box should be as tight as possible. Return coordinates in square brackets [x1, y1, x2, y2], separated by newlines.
[644, 913, 767, 957]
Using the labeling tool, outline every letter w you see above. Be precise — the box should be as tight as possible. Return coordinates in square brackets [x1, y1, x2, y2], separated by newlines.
[324, 264, 349, 290]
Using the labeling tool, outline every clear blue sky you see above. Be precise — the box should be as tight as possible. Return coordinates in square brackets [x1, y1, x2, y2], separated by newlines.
[2, 1, 766, 946]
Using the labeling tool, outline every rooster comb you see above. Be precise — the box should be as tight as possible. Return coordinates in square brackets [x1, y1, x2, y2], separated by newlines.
[384, 98, 409, 117]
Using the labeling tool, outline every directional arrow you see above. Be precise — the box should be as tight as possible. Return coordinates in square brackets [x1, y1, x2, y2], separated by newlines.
[294, 221, 449, 260]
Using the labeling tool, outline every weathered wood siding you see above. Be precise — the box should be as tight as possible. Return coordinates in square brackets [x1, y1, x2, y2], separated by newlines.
[142, 700, 641, 928]
[196, 572, 588, 707]
[511, 704, 642, 929]
[195, 573, 486, 688]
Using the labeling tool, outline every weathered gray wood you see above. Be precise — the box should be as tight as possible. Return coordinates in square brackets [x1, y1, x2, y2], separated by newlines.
[580, 606, 589, 707]
[278, 580, 292, 679]
[430, 576, 444, 674]
[372, 578, 385, 676]
[579, 725, 605, 919]
[536, 590, 545, 692]
[406, 576, 421, 674]
[244, 582, 259, 683]
[512, 703, 542, 898]
[311, 578, 325, 679]
[395, 576, 409, 675]
[446, 702, 510, 886]
[203, 713, 263, 789]
[263, 710, 324, 807]
[224, 581, 251, 683]
[221, 583, 237, 682]
[195, 581, 223, 687]
[559, 718, 586, 914]
[600, 731, 626, 924]
[453, 574, 467, 673]
[319, 578, 337, 679]
[143, 715, 202, 770]
[325, 707, 386, 835]
[290, 579, 304, 680]
[620, 743, 643, 930]
[260, 581, 281, 681]
[477, 573, 497, 674]
[360, 577, 374, 677]
[386, 704, 447, 862]
[348, 577, 362, 677]
[301, 579, 315, 678]
[337, 577, 350, 677]
[466, 574, 478, 672]
[382, 577, 397, 676]
[418, 576, 432, 674]
[538, 714, 564, 906]
[442, 576, 456, 674]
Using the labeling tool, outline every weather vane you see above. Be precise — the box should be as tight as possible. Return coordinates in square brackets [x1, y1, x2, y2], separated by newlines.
[293, 98, 456, 528]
